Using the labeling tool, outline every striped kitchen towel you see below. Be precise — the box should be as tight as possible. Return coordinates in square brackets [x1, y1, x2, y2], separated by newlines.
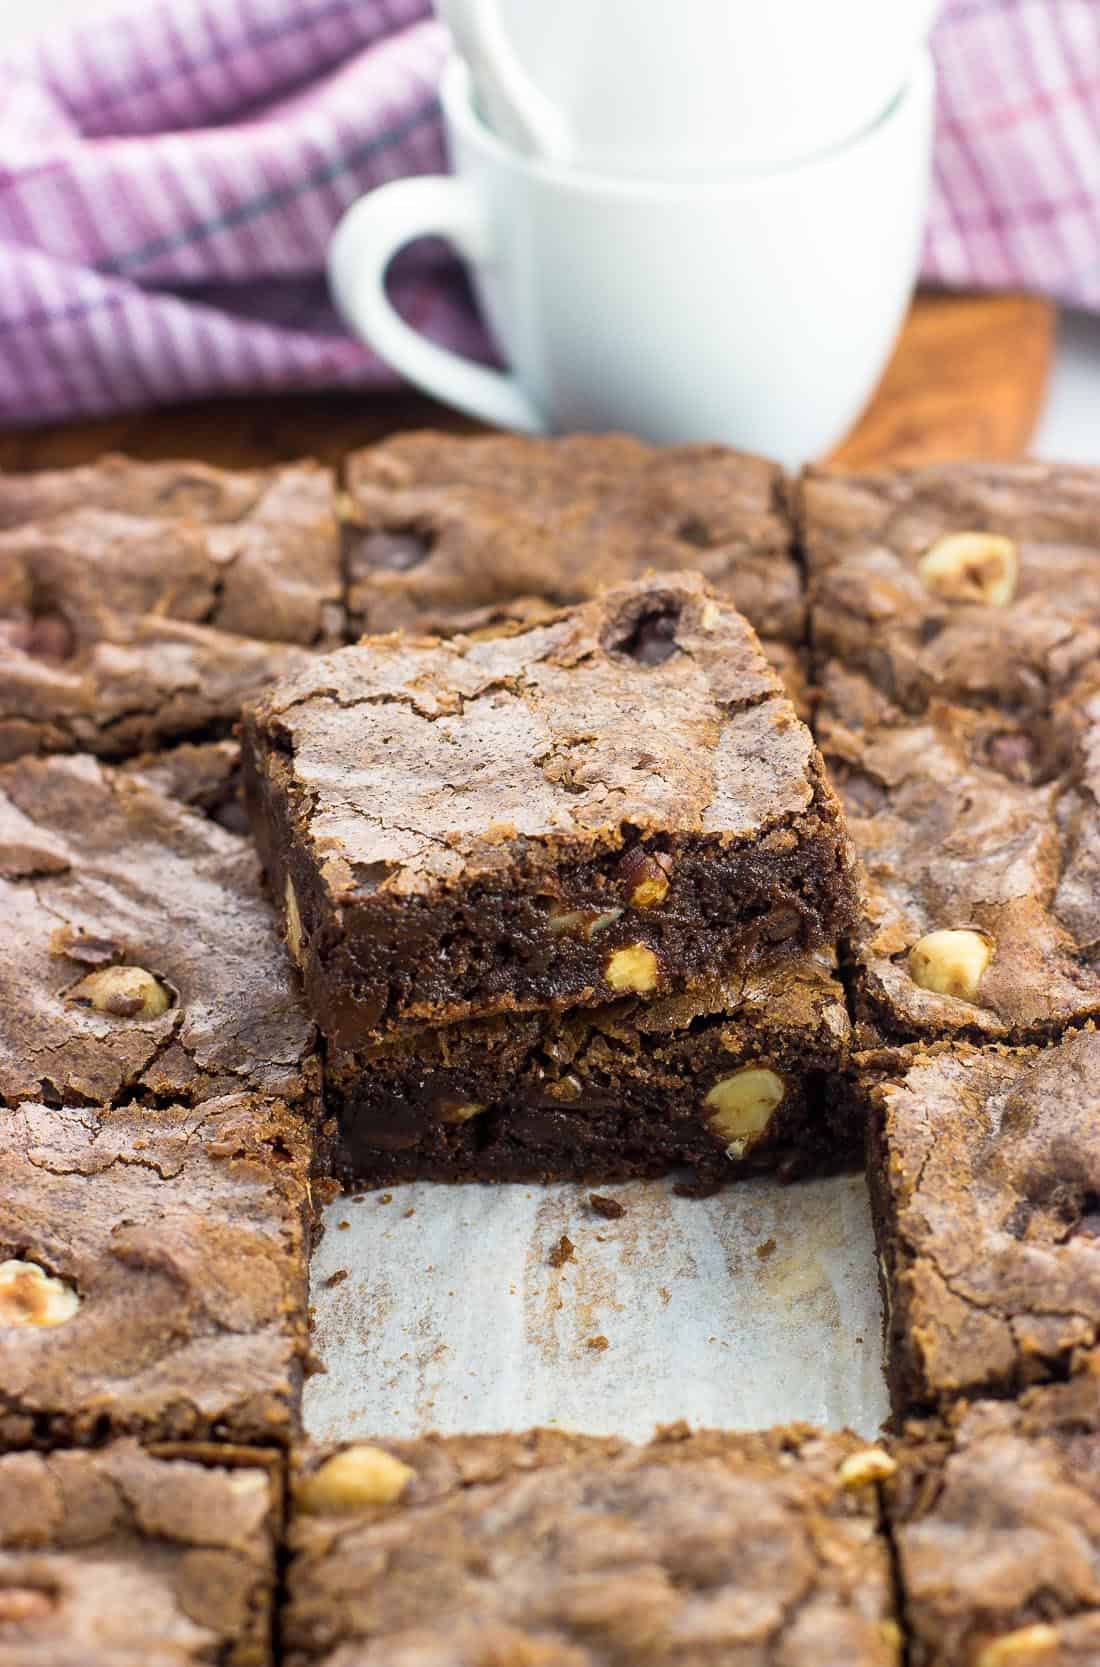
[2, 0, 1099, 426]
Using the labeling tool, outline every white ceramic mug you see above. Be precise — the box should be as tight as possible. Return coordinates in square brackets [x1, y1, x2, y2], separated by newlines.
[437, 0, 942, 173]
[328, 55, 934, 464]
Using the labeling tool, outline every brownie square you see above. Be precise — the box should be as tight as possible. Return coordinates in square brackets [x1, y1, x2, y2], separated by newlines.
[857, 1027, 1100, 1415]
[800, 462, 1100, 718]
[242, 575, 858, 1044]
[888, 1360, 1100, 1667]
[817, 660, 1100, 1044]
[0, 751, 317, 1112]
[0, 1093, 313, 1449]
[0, 1440, 280, 1666]
[0, 457, 341, 761]
[343, 430, 803, 644]
[330, 952, 853, 1189]
[283, 1426, 898, 1667]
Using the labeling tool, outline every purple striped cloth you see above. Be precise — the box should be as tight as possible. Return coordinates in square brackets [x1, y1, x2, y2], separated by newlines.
[1, 0, 1098, 426]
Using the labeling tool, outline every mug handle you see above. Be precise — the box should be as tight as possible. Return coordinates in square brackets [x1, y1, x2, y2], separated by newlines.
[327, 177, 545, 433]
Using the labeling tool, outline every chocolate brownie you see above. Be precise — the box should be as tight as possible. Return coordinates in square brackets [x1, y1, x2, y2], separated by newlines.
[121, 739, 247, 834]
[0, 751, 317, 1111]
[888, 1358, 1100, 1667]
[343, 430, 803, 643]
[330, 952, 852, 1188]
[0, 1440, 280, 1666]
[800, 462, 1100, 717]
[817, 661, 1100, 1044]
[242, 574, 858, 1044]
[856, 1028, 1100, 1415]
[0, 1093, 313, 1449]
[283, 1425, 898, 1666]
[0, 458, 341, 761]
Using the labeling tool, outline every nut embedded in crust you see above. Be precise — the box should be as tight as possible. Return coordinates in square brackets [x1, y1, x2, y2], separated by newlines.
[439, 1102, 484, 1125]
[604, 944, 659, 993]
[908, 928, 994, 1001]
[916, 531, 1019, 608]
[0, 1589, 55, 1623]
[974, 1626, 1061, 1667]
[0, 1260, 80, 1328]
[67, 964, 172, 1020]
[704, 1067, 785, 1159]
[284, 873, 304, 964]
[296, 1445, 414, 1515]
[836, 1448, 897, 1489]
[617, 847, 671, 909]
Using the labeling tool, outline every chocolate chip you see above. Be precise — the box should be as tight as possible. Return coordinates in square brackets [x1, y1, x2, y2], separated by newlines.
[0, 611, 75, 662]
[589, 1193, 625, 1219]
[608, 606, 681, 666]
[677, 515, 714, 550]
[348, 530, 431, 577]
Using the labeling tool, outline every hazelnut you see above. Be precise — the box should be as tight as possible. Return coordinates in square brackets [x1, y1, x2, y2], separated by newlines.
[908, 928, 993, 1001]
[704, 1067, 785, 1159]
[878, 1620, 903, 1658]
[617, 848, 671, 909]
[604, 944, 659, 993]
[917, 531, 1018, 607]
[975, 1626, 1060, 1667]
[548, 904, 622, 939]
[68, 965, 171, 1020]
[836, 1448, 897, 1489]
[700, 600, 721, 630]
[0, 1588, 55, 1623]
[284, 874, 304, 964]
[296, 1445, 414, 1515]
[440, 1102, 484, 1124]
[0, 1260, 80, 1328]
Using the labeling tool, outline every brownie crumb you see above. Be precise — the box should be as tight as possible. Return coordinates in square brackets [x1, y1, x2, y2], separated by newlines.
[378, 1193, 392, 1205]
[586, 1335, 609, 1352]
[589, 1193, 626, 1219]
[323, 1269, 349, 1289]
[756, 1237, 777, 1262]
[337, 1220, 350, 1231]
[548, 1235, 575, 1269]
[404, 1207, 415, 1218]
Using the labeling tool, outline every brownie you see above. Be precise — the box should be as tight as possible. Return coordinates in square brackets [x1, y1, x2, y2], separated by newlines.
[242, 574, 858, 1045]
[283, 1425, 898, 1666]
[120, 739, 247, 834]
[0, 457, 341, 761]
[0, 1440, 279, 1666]
[856, 1027, 1100, 1415]
[330, 952, 852, 1188]
[817, 661, 1100, 1044]
[888, 1358, 1100, 1667]
[800, 462, 1100, 718]
[0, 751, 317, 1112]
[343, 430, 803, 643]
[0, 1092, 313, 1449]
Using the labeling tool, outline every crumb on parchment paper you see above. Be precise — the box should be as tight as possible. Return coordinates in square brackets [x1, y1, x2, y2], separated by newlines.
[548, 1234, 575, 1269]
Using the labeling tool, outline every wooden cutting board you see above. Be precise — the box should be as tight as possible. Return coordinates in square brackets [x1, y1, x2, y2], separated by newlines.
[0, 290, 1054, 473]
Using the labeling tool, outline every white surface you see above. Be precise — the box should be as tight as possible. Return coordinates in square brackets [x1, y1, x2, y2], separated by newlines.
[307, 1172, 889, 1443]
[438, 0, 941, 175]
[332, 55, 933, 463]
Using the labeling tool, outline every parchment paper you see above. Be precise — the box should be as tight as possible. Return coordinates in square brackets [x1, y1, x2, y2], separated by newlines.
[307, 1169, 889, 1443]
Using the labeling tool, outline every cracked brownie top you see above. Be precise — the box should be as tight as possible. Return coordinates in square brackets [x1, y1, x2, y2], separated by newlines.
[0, 457, 341, 762]
[0, 1440, 280, 1666]
[0, 1093, 313, 1449]
[800, 462, 1100, 718]
[860, 1027, 1100, 1412]
[284, 1424, 896, 1667]
[343, 430, 802, 644]
[0, 751, 317, 1111]
[242, 574, 857, 1042]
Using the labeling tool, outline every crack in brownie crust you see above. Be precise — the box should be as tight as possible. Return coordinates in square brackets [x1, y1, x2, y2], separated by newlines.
[0, 1440, 281, 1666]
[242, 575, 857, 1044]
[283, 1425, 897, 1667]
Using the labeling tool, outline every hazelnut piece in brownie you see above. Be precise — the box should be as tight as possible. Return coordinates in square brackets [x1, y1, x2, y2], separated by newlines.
[856, 1027, 1100, 1415]
[817, 661, 1100, 1044]
[242, 575, 857, 1044]
[0, 751, 317, 1111]
[0, 1094, 313, 1450]
[0, 456, 341, 762]
[888, 1359, 1100, 1667]
[283, 1425, 898, 1667]
[343, 430, 803, 644]
[329, 952, 852, 1189]
[0, 1441, 280, 1666]
[800, 462, 1100, 717]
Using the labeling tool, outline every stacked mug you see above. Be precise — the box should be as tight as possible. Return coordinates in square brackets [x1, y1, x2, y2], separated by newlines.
[330, 0, 940, 464]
